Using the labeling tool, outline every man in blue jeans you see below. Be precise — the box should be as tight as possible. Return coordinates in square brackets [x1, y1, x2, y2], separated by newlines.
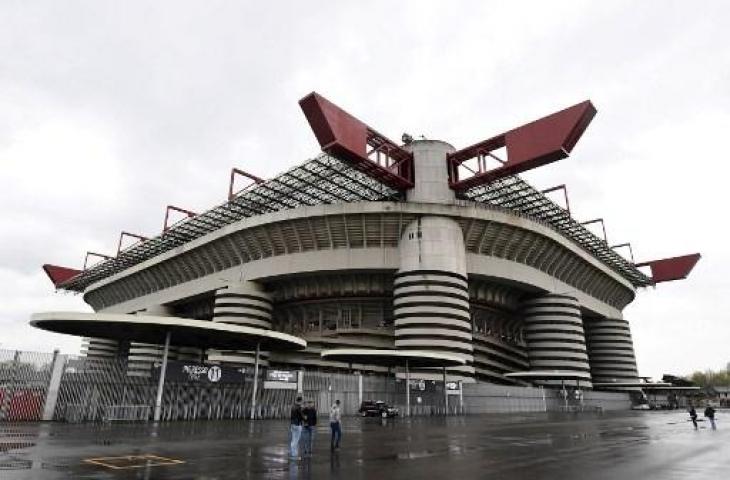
[301, 400, 317, 457]
[289, 396, 304, 459]
[329, 399, 342, 451]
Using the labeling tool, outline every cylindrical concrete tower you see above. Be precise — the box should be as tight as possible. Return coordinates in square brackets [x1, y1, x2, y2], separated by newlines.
[82, 337, 121, 361]
[585, 317, 639, 388]
[405, 139, 456, 204]
[522, 294, 592, 387]
[127, 305, 176, 377]
[207, 281, 273, 367]
[395, 140, 473, 380]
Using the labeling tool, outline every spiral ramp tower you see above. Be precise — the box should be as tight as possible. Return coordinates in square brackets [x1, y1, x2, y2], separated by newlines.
[521, 294, 592, 387]
[206, 281, 273, 368]
[585, 317, 640, 389]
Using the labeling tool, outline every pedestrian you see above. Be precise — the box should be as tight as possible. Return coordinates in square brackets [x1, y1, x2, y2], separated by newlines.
[301, 400, 317, 457]
[330, 399, 342, 451]
[688, 404, 698, 429]
[704, 404, 717, 430]
[289, 396, 304, 459]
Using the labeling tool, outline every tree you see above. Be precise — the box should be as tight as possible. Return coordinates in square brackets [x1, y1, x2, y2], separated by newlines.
[688, 369, 730, 388]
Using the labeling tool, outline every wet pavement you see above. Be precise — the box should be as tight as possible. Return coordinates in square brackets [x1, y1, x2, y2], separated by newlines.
[0, 410, 727, 479]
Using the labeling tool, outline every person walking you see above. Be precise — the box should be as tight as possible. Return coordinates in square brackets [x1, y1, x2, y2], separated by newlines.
[329, 399, 342, 451]
[704, 404, 717, 430]
[301, 400, 317, 457]
[688, 404, 698, 429]
[289, 396, 304, 459]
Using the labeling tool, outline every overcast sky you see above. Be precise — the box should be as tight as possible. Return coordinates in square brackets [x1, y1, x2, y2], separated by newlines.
[1, 1, 728, 379]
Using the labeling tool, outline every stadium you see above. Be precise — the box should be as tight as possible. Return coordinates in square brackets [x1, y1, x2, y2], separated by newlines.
[35, 92, 700, 416]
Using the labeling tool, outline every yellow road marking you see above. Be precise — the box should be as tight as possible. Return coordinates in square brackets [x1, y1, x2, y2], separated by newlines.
[83, 454, 185, 470]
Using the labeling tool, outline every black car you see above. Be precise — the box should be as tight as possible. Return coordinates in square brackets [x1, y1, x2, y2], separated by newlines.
[359, 400, 399, 418]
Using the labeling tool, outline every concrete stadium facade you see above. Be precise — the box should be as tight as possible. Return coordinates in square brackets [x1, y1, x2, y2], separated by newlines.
[76, 140, 640, 388]
[43, 93, 700, 399]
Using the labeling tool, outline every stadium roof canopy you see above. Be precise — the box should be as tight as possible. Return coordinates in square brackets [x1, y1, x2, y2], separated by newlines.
[53, 152, 652, 292]
[55, 154, 401, 292]
[49, 92, 702, 293]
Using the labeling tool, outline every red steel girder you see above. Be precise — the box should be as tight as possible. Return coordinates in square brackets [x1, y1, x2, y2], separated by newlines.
[541, 184, 571, 214]
[83, 251, 113, 270]
[42, 264, 81, 287]
[299, 92, 414, 191]
[610, 243, 635, 263]
[449, 100, 597, 191]
[580, 218, 608, 244]
[229, 167, 265, 200]
[635, 253, 701, 284]
[117, 231, 148, 255]
[163, 205, 196, 232]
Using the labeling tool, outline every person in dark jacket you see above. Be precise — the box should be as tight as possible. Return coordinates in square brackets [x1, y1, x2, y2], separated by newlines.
[688, 404, 698, 429]
[301, 400, 317, 457]
[704, 404, 717, 430]
[289, 396, 304, 459]
[330, 399, 342, 450]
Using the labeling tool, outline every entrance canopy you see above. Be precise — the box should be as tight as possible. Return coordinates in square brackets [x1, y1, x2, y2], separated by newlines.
[593, 382, 700, 391]
[31, 311, 306, 351]
[504, 371, 592, 382]
[320, 348, 465, 368]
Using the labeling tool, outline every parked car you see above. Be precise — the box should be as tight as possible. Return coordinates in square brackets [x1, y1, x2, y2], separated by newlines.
[359, 400, 399, 418]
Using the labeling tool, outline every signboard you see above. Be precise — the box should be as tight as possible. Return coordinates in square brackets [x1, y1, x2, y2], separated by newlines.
[264, 369, 299, 390]
[266, 370, 298, 383]
[446, 381, 461, 395]
[409, 379, 426, 391]
[153, 361, 246, 385]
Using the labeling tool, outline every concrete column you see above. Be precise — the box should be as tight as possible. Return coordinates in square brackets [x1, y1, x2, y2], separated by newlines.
[394, 216, 474, 381]
[250, 342, 260, 420]
[209, 281, 272, 368]
[128, 305, 175, 378]
[443, 367, 448, 414]
[81, 338, 120, 362]
[458, 380, 464, 412]
[42, 350, 66, 421]
[405, 360, 410, 417]
[297, 369, 304, 394]
[358, 372, 363, 406]
[522, 294, 591, 387]
[153, 331, 172, 422]
[404, 139, 456, 204]
[584, 317, 640, 389]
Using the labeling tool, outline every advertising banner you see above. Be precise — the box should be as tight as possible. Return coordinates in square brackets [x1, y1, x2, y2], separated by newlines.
[153, 361, 246, 385]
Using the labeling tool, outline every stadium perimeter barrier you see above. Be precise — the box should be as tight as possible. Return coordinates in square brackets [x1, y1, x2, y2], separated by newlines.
[1, 348, 629, 423]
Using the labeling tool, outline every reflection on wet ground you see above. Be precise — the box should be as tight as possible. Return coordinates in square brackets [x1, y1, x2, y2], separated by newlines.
[0, 410, 727, 479]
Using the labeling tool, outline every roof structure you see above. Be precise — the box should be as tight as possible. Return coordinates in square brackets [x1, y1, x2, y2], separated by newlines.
[56, 154, 401, 292]
[52, 154, 653, 292]
[31, 311, 307, 351]
[48, 92, 699, 293]
[461, 175, 653, 287]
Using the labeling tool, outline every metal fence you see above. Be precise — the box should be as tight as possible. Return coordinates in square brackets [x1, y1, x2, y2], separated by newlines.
[0, 349, 57, 421]
[0, 348, 630, 423]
